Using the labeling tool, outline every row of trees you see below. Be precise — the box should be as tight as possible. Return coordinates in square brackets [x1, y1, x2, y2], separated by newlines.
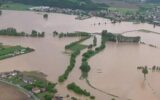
[54, 31, 90, 38]
[93, 36, 97, 46]
[80, 33, 106, 79]
[58, 35, 91, 82]
[67, 82, 95, 99]
[0, 10, 2, 16]
[102, 30, 141, 43]
[0, 28, 45, 37]
[58, 50, 80, 82]
[31, 30, 45, 37]
[137, 65, 160, 72]
[137, 66, 149, 80]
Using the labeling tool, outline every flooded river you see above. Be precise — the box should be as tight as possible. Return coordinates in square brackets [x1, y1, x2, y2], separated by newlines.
[0, 10, 160, 100]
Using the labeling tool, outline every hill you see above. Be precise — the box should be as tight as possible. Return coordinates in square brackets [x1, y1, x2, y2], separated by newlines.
[0, 0, 108, 10]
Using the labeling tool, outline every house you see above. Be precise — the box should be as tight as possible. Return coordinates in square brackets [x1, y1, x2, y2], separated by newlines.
[23, 79, 33, 84]
[54, 96, 63, 100]
[32, 87, 41, 94]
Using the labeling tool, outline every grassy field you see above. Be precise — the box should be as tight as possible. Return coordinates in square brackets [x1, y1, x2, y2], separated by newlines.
[92, 0, 140, 9]
[0, 44, 34, 60]
[1, 3, 32, 10]
[69, 44, 87, 52]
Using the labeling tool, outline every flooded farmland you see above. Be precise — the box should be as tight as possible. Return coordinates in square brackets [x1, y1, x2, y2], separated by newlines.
[0, 10, 160, 100]
[0, 82, 29, 100]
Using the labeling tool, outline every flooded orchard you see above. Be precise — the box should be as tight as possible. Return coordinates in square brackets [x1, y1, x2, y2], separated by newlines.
[0, 10, 160, 100]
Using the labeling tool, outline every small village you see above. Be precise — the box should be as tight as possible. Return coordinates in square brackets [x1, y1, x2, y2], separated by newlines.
[29, 6, 160, 26]
[0, 70, 61, 100]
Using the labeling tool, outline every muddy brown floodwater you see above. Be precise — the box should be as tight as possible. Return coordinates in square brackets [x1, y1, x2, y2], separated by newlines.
[0, 82, 29, 100]
[0, 10, 160, 100]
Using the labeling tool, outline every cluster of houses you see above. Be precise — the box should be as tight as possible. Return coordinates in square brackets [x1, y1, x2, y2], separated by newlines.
[146, 7, 160, 25]
[29, 6, 160, 25]
[0, 70, 64, 100]
[0, 70, 41, 94]
[0, 70, 19, 79]
[7, 48, 26, 57]
[29, 6, 86, 16]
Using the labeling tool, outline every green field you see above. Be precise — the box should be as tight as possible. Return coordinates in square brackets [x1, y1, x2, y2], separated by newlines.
[1, 3, 32, 10]
[69, 44, 87, 52]
[0, 44, 34, 60]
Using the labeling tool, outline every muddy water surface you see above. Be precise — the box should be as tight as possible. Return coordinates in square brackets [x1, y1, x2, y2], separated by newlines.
[0, 82, 29, 100]
[0, 10, 160, 100]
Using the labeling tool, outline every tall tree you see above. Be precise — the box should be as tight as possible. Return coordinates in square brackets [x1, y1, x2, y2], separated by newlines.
[142, 66, 148, 80]
[93, 36, 97, 46]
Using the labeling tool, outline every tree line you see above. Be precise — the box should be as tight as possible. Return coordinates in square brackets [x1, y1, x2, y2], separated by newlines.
[53, 31, 90, 38]
[58, 50, 80, 82]
[67, 82, 95, 99]
[58, 35, 91, 82]
[102, 30, 141, 43]
[0, 28, 45, 37]
[80, 32, 106, 79]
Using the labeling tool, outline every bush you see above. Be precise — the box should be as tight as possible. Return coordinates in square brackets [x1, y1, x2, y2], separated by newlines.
[67, 83, 91, 97]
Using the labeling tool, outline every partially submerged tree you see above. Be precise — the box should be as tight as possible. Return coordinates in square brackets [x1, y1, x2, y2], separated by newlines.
[93, 36, 97, 46]
[43, 14, 48, 19]
[142, 66, 148, 80]
[0, 10, 1, 16]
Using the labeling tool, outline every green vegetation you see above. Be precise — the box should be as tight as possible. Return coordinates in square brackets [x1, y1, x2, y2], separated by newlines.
[65, 36, 91, 51]
[69, 44, 87, 52]
[58, 35, 91, 82]
[67, 82, 95, 99]
[58, 50, 80, 82]
[0, 3, 32, 10]
[142, 66, 148, 80]
[58, 32, 91, 38]
[93, 36, 97, 46]
[1, 70, 57, 100]
[0, 28, 45, 37]
[0, 44, 34, 60]
[80, 30, 140, 79]
[0, 10, 1, 13]
[102, 30, 140, 43]
[31, 30, 45, 37]
[1, 0, 108, 10]
[80, 32, 106, 78]
[108, 7, 138, 14]
[43, 14, 48, 19]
